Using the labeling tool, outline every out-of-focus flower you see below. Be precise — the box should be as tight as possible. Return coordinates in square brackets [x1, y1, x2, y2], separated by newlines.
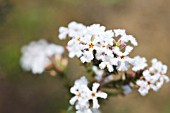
[20, 39, 65, 74]
[92, 66, 104, 82]
[131, 56, 147, 72]
[136, 59, 169, 96]
[122, 85, 132, 95]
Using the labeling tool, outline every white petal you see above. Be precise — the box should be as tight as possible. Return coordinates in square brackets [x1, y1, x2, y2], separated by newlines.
[69, 96, 78, 105]
[99, 62, 106, 69]
[92, 99, 100, 109]
[97, 92, 107, 99]
[92, 83, 100, 92]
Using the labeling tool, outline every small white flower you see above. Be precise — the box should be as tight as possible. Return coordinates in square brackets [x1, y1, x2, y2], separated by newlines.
[136, 59, 169, 96]
[80, 50, 94, 63]
[58, 27, 68, 40]
[58, 21, 86, 40]
[116, 56, 132, 71]
[70, 76, 89, 105]
[70, 77, 108, 112]
[114, 29, 126, 37]
[90, 83, 107, 109]
[113, 46, 133, 71]
[87, 24, 105, 36]
[131, 56, 148, 72]
[76, 101, 92, 113]
[113, 46, 133, 57]
[99, 56, 118, 72]
[67, 37, 83, 58]
[136, 80, 150, 96]
[114, 29, 138, 46]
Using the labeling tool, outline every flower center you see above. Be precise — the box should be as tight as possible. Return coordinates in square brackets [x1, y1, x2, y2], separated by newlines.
[89, 43, 94, 49]
[121, 56, 125, 59]
[92, 93, 96, 97]
[77, 92, 81, 97]
[147, 82, 151, 85]
[76, 37, 80, 41]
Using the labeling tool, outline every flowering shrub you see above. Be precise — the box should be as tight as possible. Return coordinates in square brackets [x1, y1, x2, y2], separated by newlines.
[20, 21, 169, 113]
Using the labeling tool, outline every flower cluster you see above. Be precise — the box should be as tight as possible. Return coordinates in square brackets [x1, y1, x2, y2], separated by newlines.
[58, 21, 169, 97]
[136, 59, 169, 96]
[59, 22, 148, 73]
[70, 76, 107, 113]
[20, 21, 169, 113]
[20, 39, 66, 74]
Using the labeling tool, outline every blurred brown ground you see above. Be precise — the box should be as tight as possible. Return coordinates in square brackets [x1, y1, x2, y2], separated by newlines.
[0, 0, 170, 113]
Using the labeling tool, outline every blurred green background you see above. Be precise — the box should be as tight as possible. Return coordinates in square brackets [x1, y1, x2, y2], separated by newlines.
[0, 0, 170, 113]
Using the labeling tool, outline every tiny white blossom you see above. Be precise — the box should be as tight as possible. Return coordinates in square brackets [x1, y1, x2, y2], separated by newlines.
[86, 24, 105, 36]
[114, 29, 138, 46]
[136, 59, 169, 96]
[70, 77, 108, 112]
[58, 21, 86, 39]
[99, 56, 118, 72]
[90, 83, 107, 109]
[136, 80, 150, 96]
[80, 50, 94, 63]
[131, 56, 147, 72]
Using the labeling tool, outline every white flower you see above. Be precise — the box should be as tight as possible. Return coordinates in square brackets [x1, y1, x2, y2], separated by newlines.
[113, 46, 133, 57]
[90, 83, 107, 109]
[86, 24, 105, 36]
[136, 80, 150, 96]
[114, 29, 138, 46]
[98, 30, 114, 46]
[20, 39, 64, 74]
[95, 47, 113, 61]
[58, 27, 68, 40]
[113, 46, 133, 71]
[99, 56, 118, 72]
[70, 77, 108, 112]
[131, 56, 147, 72]
[70, 76, 89, 105]
[150, 59, 169, 88]
[80, 50, 94, 63]
[58, 21, 86, 39]
[136, 59, 169, 96]
[67, 37, 83, 58]
[114, 29, 126, 37]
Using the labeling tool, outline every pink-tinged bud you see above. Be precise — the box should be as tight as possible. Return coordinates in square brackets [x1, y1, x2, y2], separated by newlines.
[129, 72, 135, 77]
[121, 43, 126, 48]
